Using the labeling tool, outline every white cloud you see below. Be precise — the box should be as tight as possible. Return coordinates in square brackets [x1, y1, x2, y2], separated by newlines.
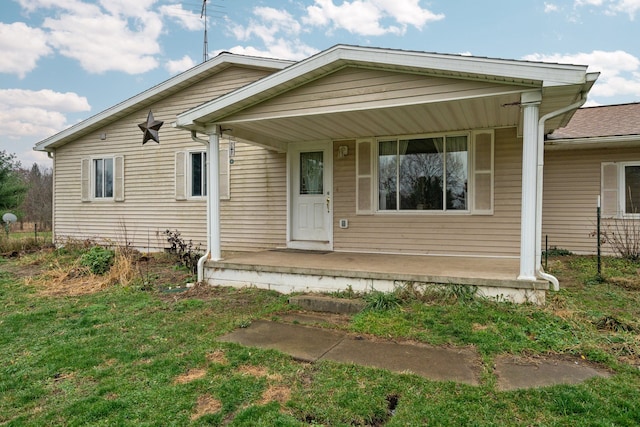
[220, 40, 319, 62]
[544, 2, 559, 12]
[610, 0, 640, 18]
[0, 22, 52, 78]
[574, 0, 640, 18]
[160, 4, 204, 31]
[233, 7, 302, 43]
[15, 0, 162, 74]
[165, 55, 197, 74]
[303, 0, 444, 36]
[0, 89, 90, 140]
[226, 7, 317, 61]
[574, 0, 604, 6]
[522, 50, 640, 101]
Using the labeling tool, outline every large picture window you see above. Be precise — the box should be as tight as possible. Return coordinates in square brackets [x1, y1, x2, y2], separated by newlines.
[378, 135, 468, 211]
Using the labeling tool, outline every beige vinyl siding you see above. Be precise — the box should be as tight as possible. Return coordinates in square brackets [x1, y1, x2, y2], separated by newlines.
[220, 143, 287, 251]
[332, 128, 523, 257]
[225, 67, 529, 122]
[52, 66, 286, 251]
[542, 146, 640, 254]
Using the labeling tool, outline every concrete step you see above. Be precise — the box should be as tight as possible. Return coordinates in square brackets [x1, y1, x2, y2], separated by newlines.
[288, 295, 365, 315]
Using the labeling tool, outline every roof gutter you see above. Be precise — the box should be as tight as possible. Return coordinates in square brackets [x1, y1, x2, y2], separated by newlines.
[535, 93, 589, 290]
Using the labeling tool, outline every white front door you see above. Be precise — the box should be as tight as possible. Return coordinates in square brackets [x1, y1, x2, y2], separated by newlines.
[289, 142, 332, 250]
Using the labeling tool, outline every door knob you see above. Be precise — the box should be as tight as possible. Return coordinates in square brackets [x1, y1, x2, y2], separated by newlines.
[326, 197, 330, 213]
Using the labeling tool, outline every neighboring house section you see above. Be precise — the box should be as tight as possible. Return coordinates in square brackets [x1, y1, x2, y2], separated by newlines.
[34, 53, 293, 251]
[544, 103, 640, 254]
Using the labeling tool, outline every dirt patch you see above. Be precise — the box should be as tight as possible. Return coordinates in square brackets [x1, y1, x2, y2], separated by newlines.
[191, 394, 222, 421]
[206, 349, 228, 365]
[159, 281, 224, 302]
[259, 385, 291, 406]
[608, 276, 640, 291]
[174, 368, 208, 384]
[236, 365, 282, 382]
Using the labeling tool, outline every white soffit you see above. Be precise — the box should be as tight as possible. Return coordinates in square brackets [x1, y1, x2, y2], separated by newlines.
[176, 45, 591, 129]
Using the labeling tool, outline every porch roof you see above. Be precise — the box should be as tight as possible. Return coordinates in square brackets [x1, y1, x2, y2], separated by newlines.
[175, 45, 598, 150]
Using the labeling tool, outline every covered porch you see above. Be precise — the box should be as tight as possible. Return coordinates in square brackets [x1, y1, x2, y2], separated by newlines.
[203, 250, 549, 304]
[175, 45, 598, 301]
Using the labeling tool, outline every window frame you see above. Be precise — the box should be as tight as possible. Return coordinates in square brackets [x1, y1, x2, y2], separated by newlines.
[188, 150, 207, 199]
[620, 161, 640, 217]
[91, 156, 115, 201]
[183, 149, 230, 201]
[374, 132, 471, 215]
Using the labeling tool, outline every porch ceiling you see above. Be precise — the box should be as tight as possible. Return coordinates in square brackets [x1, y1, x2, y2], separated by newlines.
[216, 88, 583, 151]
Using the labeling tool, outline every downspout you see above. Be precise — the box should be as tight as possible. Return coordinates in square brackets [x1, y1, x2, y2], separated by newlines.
[191, 131, 211, 283]
[48, 151, 55, 245]
[535, 93, 588, 291]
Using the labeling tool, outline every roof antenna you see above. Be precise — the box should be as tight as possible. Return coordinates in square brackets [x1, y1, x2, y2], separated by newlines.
[201, 0, 209, 62]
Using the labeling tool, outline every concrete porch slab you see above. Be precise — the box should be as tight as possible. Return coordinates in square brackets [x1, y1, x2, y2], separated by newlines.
[204, 250, 550, 304]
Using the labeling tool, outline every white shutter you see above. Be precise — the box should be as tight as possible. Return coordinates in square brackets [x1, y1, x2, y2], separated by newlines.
[471, 131, 494, 214]
[175, 151, 186, 201]
[356, 139, 373, 215]
[81, 158, 90, 202]
[114, 155, 124, 202]
[601, 162, 619, 218]
[219, 149, 229, 200]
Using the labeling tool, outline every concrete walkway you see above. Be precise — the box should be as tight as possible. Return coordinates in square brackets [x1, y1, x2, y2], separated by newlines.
[218, 317, 612, 390]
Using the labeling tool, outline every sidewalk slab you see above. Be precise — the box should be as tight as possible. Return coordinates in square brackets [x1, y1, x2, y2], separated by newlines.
[322, 336, 480, 385]
[217, 320, 345, 362]
[494, 355, 612, 391]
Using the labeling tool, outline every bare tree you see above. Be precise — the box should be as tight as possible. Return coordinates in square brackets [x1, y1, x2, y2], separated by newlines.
[18, 163, 53, 231]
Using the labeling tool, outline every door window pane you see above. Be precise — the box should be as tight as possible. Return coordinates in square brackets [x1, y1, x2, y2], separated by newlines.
[300, 151, 323, 195]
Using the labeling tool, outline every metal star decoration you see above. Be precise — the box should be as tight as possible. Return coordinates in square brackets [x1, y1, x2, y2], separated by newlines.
[138, 110, 164, 144]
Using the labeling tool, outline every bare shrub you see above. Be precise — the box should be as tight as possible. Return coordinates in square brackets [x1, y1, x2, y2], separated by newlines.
[600, 217, 640, 261]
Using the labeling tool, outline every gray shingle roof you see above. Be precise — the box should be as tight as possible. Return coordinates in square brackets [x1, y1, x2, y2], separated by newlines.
[548, 102, 640, 140]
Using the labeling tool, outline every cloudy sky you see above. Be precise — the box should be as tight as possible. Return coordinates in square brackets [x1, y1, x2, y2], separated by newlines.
[1, 0, 639, 167]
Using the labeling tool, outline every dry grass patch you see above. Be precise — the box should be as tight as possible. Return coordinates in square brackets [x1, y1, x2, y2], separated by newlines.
[190, 394, 222, 421]
[206, 349, 228, 365]
[27, 252, 137, 296]
[173, 368, 207, 384]
[259, 385, 291, 406]
[236, 365, 282, 382]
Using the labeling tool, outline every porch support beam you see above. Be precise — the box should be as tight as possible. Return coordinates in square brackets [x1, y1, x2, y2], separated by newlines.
[518, 91, 542, 281]
[207, 128, 222, 261]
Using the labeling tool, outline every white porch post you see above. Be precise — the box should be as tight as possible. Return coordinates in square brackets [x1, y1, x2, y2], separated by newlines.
[518, 92, 542, 281]
[208, 128, 222, 261]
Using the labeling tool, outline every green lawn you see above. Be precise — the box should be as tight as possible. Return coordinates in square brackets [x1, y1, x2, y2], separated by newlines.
[1, 247, 639, 426]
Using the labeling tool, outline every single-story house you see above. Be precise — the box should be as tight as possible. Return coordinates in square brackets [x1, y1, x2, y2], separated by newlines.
[37, 44, 630, 304]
